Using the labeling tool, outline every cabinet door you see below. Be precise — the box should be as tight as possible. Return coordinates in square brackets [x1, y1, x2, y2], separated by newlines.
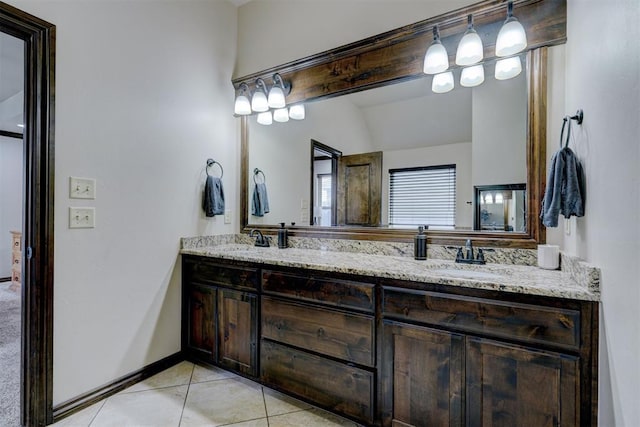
[217, 289, 258, 377]
[466, 337, 579, 427]
[381, 320, 464, 427]
[187, 285, 216, 360]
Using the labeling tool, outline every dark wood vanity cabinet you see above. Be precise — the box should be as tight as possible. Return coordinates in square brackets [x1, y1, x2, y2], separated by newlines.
[182, 256, 259, 377]
[260, 268, 377, 425]
[183, 256, 598, 427]
[380, 282, 597, 427]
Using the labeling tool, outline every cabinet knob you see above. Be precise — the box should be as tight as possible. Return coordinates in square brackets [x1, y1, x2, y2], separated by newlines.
[317, 327, 325, 338]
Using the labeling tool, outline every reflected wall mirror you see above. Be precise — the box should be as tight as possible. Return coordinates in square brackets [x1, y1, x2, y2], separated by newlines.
[236, 0, 567, 248]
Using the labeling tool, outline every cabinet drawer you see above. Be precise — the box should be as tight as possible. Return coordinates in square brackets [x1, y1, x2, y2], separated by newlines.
[383, 286, 580, 350]
[262, 296, 374, 367]
[184, 257, 258, 290]
[261, 340, 374, 424]
[262, 270, 374, 312]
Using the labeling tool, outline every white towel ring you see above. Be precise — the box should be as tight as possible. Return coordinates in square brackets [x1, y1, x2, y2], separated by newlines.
[206, 159, 223, 178]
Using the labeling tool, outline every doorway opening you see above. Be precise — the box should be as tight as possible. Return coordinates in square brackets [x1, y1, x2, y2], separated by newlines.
[0, 3, 55, 426]
[310, 140, 341, 227]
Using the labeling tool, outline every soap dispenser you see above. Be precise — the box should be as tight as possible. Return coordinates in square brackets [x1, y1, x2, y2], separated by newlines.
[414, 225, 427, 260]
[277, 222, 288, 249]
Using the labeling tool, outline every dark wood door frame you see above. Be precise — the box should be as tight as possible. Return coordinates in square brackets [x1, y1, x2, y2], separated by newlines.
[0, 2, 55, 426]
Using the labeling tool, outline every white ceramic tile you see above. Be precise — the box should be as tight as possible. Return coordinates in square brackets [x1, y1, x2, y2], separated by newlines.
[50, 401, 104, 427]
[262, 387, 311, 416]
[91, 385, 187, 427]
[180, 378, 266, 426]
[121, 361, 194, 393]
[190, 363, 237, 384]
[218, 418, 268, 427]
[268, 408, 358, 427]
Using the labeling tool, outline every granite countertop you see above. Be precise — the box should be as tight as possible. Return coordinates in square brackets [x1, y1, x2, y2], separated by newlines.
[181, 243, 600, 302]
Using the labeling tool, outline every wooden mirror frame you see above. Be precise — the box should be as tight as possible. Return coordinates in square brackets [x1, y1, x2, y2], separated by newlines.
[238, 0, 566, 249]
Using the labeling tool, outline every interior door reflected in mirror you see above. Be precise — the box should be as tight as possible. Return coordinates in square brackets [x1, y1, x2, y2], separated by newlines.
[310, 140, 341, 226]
[474, 184, 526, 232]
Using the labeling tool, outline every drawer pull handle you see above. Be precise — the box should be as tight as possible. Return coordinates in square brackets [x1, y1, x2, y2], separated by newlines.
[403, 306, 410, 316]
[317, 327, 325, 338]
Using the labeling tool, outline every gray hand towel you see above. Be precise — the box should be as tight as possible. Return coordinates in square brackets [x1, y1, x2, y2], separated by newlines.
[203, 176, 225, 217]
[251, 183, 270, 217]
[540, 147, 585, 227]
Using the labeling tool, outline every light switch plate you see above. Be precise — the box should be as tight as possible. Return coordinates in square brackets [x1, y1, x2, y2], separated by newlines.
[224, 210, 232, 224]
[69, 207, 96, 229]
[69, 177, 96, 199]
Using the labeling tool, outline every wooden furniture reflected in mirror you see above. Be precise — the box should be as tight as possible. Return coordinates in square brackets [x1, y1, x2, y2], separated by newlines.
[237, 0, 566, 248]
[474, 184, 526, 232]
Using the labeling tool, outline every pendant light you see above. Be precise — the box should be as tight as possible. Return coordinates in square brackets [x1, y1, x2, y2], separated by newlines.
[257, 111, 272, 125]
[456, 15, 483, 66]
[268, 73, 290, 109]
[432, 71, 454, 93]
[495, 1, 527, 57]
[233, 83, 252, 115]
[460, 64, 485, 87]
[423, 26, 449, 75]
[495, 56, 522, 80]
[289, 104, 305, 120]
[251, 78, 269, 112]
[273, 107, 289, 123]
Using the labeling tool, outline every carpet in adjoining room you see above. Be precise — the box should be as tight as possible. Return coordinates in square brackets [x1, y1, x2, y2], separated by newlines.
[0, 282, 20, 427]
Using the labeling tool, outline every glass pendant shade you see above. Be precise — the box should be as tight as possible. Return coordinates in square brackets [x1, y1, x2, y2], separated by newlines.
[460, 64, 485, 87]
[495, 2, 527, 57]
[251, 89, 269, 112]
[423, 26, 449, 74]
[432, 71, 454, 93]
[257, 111, 272, 125]
[273, 108, 289, 122]
[456, 15, 483, 66]
[234, 94, 251, 115]
[494, 56, 522, 80]
[268, 86, 286, 109]
[289, 104, 305, 120]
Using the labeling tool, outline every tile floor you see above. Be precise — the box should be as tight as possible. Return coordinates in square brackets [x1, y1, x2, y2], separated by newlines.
[52, 361, 362, 427]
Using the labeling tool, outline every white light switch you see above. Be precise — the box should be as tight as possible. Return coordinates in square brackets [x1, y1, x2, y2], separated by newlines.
[69, 207, 95, 229]
[69, 177, 96, 199]
[224, 210, 232, 224]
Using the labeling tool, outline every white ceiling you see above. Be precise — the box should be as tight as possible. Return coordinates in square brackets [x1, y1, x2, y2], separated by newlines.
[0, 31, 24, 133]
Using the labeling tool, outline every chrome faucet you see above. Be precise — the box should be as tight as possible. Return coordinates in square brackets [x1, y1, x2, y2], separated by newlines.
[249, 229, 270, 247]
[465, 239, 474, 261]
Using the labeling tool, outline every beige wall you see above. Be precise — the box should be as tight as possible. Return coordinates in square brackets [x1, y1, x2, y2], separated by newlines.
[561, 0, 640, 424]
[8, 0, 238, 404]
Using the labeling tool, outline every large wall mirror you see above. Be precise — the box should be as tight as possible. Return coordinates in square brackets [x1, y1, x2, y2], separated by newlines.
[237, 0, 566, 248]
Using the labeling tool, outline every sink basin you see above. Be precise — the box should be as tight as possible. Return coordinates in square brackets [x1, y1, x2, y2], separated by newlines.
[429, 268, 504, 280]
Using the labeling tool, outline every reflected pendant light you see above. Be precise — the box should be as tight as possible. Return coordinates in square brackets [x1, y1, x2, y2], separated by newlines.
[234, 83, 251, 115]
[495, 56, 522, 80]
[495, 1, 527, 57]
[432, 71, 454, 93]
[273, 107, 290, 123]
[251, 78, 269, 112]
[289, 104, 305, 120]
[460, 64, 485, 87]
[456, 15, 483, 66]
[257, 111, 272, 125]
[423, 26, 449, 75]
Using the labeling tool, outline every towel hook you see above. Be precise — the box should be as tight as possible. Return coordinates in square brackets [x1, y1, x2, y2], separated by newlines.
[568, 109, 584, 125]
[253, 168, 266, 184]
[206, 159, 223, 179]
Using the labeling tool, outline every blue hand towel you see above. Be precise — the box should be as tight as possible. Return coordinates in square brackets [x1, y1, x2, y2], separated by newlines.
[203, 176, 225, 217]
[540, 147, 585, 227]
[251, 183, 270, 217]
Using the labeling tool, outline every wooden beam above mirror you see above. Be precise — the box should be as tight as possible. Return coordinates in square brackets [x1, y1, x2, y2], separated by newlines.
[236, 0, 566, 249]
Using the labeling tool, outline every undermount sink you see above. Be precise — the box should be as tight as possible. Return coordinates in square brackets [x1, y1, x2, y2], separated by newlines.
[428, 268, 504, 280]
